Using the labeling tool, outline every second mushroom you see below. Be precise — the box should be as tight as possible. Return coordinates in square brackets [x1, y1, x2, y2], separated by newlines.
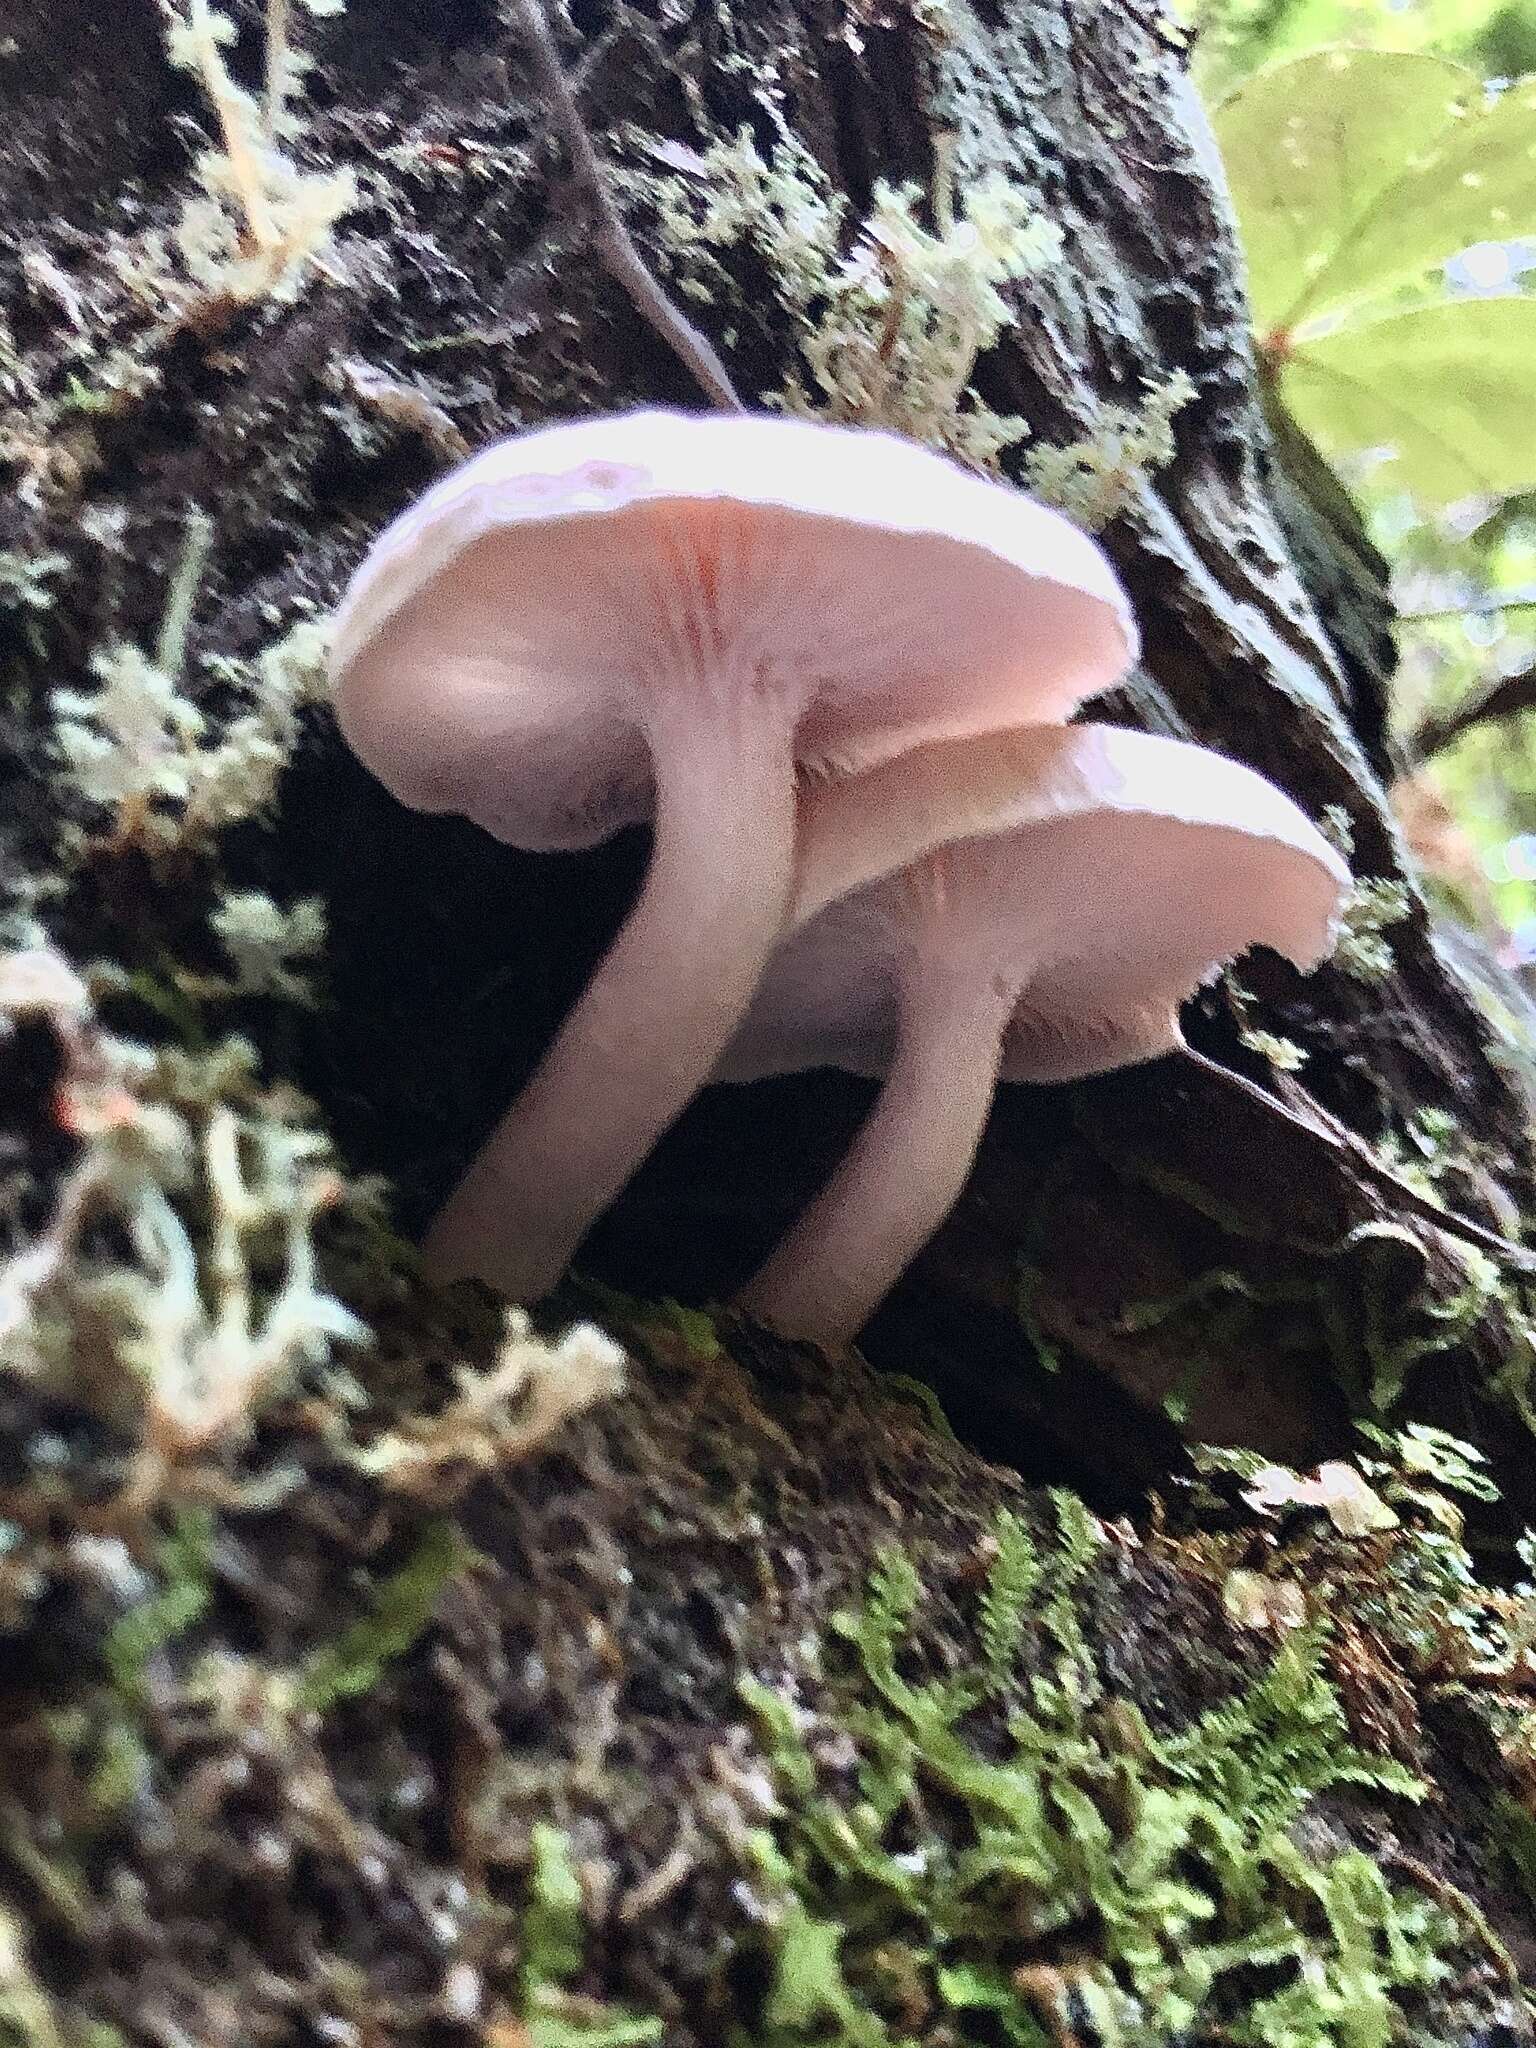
[720, 723, 1350, 1344]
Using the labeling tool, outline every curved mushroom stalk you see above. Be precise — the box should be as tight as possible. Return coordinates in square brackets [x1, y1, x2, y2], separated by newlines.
[737, 962, 1019, 1345]
[424, 705, 796, 1296]
[725, 723, 1351, 1347]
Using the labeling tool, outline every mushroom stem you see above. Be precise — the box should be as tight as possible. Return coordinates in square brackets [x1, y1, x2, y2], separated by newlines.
[424, 704, 797, 1298]
[737, 957, 1017, 1345]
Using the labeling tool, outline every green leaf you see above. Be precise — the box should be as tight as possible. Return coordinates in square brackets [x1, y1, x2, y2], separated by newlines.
[1278, 295, 1536, 502]
[1217, 50, 1536, 336]
[1240, 0, 1518, 64]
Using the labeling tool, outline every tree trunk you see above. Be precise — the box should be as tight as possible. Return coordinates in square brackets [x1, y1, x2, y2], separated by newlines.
[3, 1, 1536, 2042]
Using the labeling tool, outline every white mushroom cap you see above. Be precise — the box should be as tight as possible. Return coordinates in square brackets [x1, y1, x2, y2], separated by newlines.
[729, 724, 1348, 1343]
[329, 407, 1137, 850]
[726, 723, 1348, 1084]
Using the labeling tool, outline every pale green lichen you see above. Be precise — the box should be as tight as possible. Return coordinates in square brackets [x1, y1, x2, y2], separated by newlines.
[0, 312, 20, 394]
[0, 961, 369, 1483]
[1239, 1024, 1310, 1072]
[0, 549, 68, 616]
[1374, 1106, 1462, 1204]
[1321, 805, 1356, 857]
[1335, 876, 1413, 983]
[155, 0, 355, 311]
[1021, 370, 1197, 530]
[1314, 807, 1410, 982]
[0, 549, 69, 656]
[628, 125, 1059, 465]
[53, 641, 206, 824]
[630, 119, 1195, 506]
[51, 512, 329, 854]
[209, 891, 328, 1004]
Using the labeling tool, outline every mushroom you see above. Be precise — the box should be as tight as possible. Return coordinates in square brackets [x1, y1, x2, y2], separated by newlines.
[328, 408, 1136, 1298]
[721, 722, 1350, 1344]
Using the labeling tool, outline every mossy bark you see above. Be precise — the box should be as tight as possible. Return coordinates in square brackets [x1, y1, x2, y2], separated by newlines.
[4, 0, 1536, 2041]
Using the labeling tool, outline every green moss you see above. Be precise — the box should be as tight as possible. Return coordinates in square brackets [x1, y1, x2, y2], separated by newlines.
[103, 1509, 213, 1698]
[1493, 1792, 1536, 1913]
[658, 1299, 724, 1360]
[1067, 1205, 1507, 1434]
[874, 1373, 961, 1443]
[297, 1517, 477, 1712]
[1345, 1228, 1501, 1412]
[1358, 1420, 1500, 1506]
[735, 1503, 1453, 2047]
[518, 1824, 664, 2046]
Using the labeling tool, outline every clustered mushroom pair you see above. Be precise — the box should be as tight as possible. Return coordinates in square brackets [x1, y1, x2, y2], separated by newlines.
[329, 409, 1348, 1344]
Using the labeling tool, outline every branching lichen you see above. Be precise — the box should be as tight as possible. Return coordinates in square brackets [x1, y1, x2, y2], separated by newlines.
[209, 891, 327, 1004]
[1315, 808, 1412, 983]
[1021, 370, 1196, 529]
[155, 0, 356, 311]
[628, 127, 1058, 464]
[0, 956, 369, 1485]
[349, 1307, 627, 1499]
[631, 120, 1195, 507]
[1336, 876, 1414, 983]
[0, 549, 69, 655]
[51, 523, 329, 854]
[1239, 1024, 1310, 1072]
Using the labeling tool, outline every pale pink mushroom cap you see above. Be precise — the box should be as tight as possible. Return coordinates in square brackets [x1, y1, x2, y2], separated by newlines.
[327, 407, 1137, 849]
[729, 725, 1349, 1343]
[724, 724, 1349, 1087]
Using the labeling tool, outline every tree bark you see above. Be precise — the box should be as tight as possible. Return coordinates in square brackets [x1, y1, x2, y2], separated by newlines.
[4, 0, 1536, 2041]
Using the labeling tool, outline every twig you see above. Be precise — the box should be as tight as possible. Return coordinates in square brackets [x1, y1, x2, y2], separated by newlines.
[508, 0, 744, 413]
[264, 0, 290, 142]
[154, 505, 215, 680]
[1402, 660, 1536, 767]
[1398, 595, 1536, 624]
[1176, 1044, 1536, 1278]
